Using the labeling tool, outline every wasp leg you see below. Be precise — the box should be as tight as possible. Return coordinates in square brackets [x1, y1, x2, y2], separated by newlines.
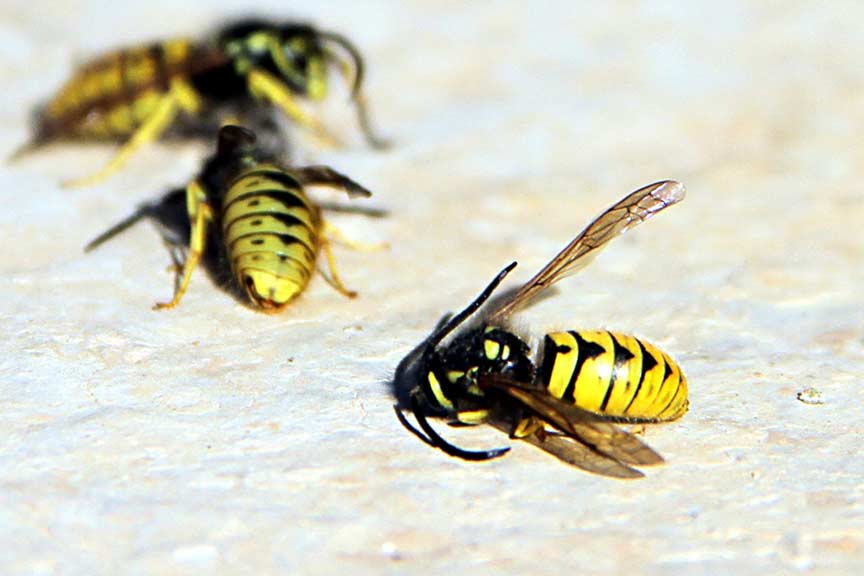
[298, 165, 385, 294]
[320, 219, 388, 252]
[315, 201, 388, 218]
[453, 409, 490, 425]
[62, 79, 202, 189]
[318, 219, 388, 298]
[409, 389, 510, 461]
[154, 180, 212, 310]
[317, 227, 357, 299]
[302, 165, 388, 251]
[246, 69, 340, 148]
[510, 416, 546, 439]
[352, 92, 391, 150]
[323, 46, 390, 150]
[293, 165, 373, 198]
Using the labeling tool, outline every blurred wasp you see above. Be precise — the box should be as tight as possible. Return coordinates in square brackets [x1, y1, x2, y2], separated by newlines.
[395, 180, 688, 478]
[86, 124, 382, 312]
[13, 18, 388, 187]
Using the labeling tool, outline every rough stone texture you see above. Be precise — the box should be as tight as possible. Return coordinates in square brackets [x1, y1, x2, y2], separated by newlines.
[1, 1, 862, 574]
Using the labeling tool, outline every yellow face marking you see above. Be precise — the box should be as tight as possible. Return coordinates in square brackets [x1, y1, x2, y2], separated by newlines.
[446, 370, 464, 383]
[501, 344, 510, 361]
[484, 339, 501, 360]
[427, 372, 453, 410]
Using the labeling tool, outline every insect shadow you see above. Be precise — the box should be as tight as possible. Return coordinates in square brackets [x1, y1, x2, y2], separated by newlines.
[85, 182, 387, 310]
[85, 186, 245, 305]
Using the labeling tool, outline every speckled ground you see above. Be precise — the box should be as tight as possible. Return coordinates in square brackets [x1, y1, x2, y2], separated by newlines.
[1, 1, 862, 574]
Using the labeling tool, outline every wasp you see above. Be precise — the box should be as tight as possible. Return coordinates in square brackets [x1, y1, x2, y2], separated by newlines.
[13, 18, 388, 187]
[86, 124, 380, 312]
[395, 180, 688, 478]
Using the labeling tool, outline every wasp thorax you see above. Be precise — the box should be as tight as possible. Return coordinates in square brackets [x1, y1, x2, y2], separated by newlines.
[480, 326, 534, 380]
[433, 326, 535, 392]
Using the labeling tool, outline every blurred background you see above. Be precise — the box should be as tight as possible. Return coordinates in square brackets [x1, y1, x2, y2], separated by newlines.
[0, 1, 861, 574]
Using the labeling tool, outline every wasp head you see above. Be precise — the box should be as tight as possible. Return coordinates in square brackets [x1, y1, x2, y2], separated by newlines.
[423, 326, 534, 411]
[408, 262, 527, 415]
[394, 262, 522, 461]
[219, 20, 329, 99]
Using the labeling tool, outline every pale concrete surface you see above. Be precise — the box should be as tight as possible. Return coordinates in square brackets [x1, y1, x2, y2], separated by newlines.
[1, 1, 862, 574]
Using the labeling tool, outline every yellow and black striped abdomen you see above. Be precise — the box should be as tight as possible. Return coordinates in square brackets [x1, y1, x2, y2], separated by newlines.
[540, 330, 688, 422]
[221, 164, 320, 312]
[37, 40, 197, 141]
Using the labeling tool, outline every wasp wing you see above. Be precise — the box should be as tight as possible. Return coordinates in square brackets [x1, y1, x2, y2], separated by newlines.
[481, 374, 664, 468]
[488, 180, 685, 322]
[517, 432, 645, 479]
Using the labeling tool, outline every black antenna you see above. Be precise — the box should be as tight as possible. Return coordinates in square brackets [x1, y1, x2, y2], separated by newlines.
[318, 31, 365, 98]
[319, 31, 390, 149]
[410, 389, 510, 461]
[421, 261, 518, 362]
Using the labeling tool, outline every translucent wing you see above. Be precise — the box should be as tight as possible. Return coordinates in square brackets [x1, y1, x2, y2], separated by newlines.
[517, 433, 646, 479]
[488, 180, 685, 321]
[480, 374, 664, 473]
